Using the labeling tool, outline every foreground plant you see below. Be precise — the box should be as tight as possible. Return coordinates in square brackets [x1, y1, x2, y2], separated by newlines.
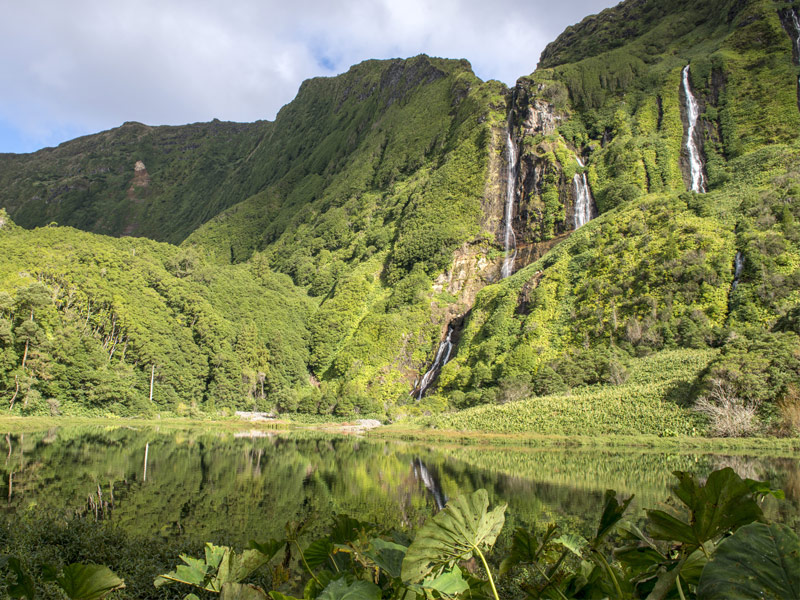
[1, 559, 124, 600]
[149, 468, 797, 599]
[3, 468, 795, 599]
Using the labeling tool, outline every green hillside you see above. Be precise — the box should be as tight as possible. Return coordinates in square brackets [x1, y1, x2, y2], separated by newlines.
[0, 0, 798, 436]
[0, 214, 312, 415]
[430, 0, 800, 436]
[0, 120, 268, 243]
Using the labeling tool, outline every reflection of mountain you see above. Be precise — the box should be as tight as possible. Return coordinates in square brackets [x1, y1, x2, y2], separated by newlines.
[0, 427, 797, 545]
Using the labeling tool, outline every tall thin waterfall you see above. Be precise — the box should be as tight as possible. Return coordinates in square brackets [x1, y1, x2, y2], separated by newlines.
[573, 156, 595, 229]
[791, 9, 800, 58]
[501, 129, 518, 279]
[682, 65, 707, 193]
[732, 251, 744, 290]
[417, 325, 454, 400]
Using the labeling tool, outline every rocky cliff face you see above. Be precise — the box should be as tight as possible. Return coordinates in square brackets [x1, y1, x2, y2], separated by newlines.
[498, 78, 595, 275]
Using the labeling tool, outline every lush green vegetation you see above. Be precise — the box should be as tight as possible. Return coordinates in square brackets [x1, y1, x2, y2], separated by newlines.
[0, 120, 268, 244]
[0, 217, 312, 415]
[420, 0, 800, 432]
[3, 467, 797, 599]
[0, 0, 799, 430]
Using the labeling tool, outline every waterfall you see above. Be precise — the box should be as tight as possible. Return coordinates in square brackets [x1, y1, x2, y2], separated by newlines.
[791, 9, 800, 58]
[682, 65, 707, 193]
[501, 128, 518, 279]
[416, 325, 454, 400]
[732, 251, 744, 290]
[573, 156, 595, 229]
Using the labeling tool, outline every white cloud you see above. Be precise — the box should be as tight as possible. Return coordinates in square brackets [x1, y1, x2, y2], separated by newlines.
[0, 0, 617, 152]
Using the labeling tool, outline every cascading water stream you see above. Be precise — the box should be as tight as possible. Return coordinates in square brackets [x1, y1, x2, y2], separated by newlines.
[573, 156, 595, 229]
[416, 325, 454, 400]
[791, 9, 800, 58]
[501, 129, 518, 279]
[682, 65, 707, 193]
[732, 251, 744, 290]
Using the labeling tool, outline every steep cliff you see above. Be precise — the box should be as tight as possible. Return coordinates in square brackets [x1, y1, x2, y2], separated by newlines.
[0, 0, 798, 427]
[438, 0, 800, 423]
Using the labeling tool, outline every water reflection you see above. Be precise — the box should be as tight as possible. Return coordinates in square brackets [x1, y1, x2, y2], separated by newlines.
[0, 427, 797, 545]
[413, 458, 448, 511]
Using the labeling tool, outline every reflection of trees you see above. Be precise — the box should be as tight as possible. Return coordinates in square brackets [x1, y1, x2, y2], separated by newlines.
[0, 427, 797, 545]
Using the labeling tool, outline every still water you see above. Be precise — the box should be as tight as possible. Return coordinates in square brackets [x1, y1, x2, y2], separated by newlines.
[1, 426, 798, 546]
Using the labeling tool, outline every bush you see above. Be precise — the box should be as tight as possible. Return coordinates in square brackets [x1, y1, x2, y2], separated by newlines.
[693, 378, 761, 437]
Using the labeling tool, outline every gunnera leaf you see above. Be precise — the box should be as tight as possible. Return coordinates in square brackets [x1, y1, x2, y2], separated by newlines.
[56, 564, 125, 600]
[696, 522, 800, 599]
[316, 577, 382, 600]
[401, 489, 506, 584]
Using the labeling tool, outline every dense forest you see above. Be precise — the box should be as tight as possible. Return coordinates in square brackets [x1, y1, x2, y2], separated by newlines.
[1, 0, 799, 436]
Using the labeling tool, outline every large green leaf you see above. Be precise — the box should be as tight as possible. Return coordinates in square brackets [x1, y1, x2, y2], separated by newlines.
[499, 524, 558, 575]
[499, 528, 538, 575]
[647, 468, 762, 550]
[155, 543, 269, 592]
[365, 538, 407, 579]
[303, 569, 336, 599]
[220, 583, 269, 600]
[249, 539, 286, 563]
[304, 539, 336, 570]
[224, 549, 273, 586]
[56, 564, 125, 600]
[329, 515, 374, 545]
[155, 545, 224, 591]
[421, 569, 470, 597]
[594, 490, 633, 545]
[697, 522, 800, 599]
[316, 578, 381, 600]
[554, 533, 588, 557]
[401, 489, 506, 584]
[269, 592, 302, 600]
[1, 556, 36, 599]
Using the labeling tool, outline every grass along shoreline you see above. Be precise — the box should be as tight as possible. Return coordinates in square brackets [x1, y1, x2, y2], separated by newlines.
[0, 415, 797, 456]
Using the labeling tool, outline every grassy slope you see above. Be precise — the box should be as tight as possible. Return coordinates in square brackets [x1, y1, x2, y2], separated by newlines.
[429, 349, 711, 435]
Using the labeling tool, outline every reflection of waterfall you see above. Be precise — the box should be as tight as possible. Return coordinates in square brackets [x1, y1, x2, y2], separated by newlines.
[501, 128, 518, 279]
[413, 458, 448, 511]
[417, 325, 454, 400]
[682, 65, 707, 193]
[573, 156, 595, 229]
[143, 442, 149, 482]
[732, 251, 744, 290]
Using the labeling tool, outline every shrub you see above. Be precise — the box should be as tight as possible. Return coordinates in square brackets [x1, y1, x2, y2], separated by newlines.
[693, 378, 761, 437]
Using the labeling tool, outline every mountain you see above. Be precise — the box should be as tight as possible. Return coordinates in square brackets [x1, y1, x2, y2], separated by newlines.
[0, 120, 268, 243]
[0, 0, 798, 435]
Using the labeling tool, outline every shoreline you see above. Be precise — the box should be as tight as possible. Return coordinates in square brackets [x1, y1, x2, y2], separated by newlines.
[1, 415, 797, 456]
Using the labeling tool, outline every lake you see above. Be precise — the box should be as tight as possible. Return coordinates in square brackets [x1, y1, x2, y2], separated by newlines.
[1, 424, 798, 548]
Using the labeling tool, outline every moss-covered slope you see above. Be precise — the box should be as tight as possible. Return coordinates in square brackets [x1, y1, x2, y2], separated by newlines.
[438, 0, 800, 433]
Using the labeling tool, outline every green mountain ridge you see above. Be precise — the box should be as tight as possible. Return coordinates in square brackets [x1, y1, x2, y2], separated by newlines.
[0, 0, 798, 434]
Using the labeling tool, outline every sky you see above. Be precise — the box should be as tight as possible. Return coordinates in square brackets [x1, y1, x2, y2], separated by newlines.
[0, 0, 619, 154]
